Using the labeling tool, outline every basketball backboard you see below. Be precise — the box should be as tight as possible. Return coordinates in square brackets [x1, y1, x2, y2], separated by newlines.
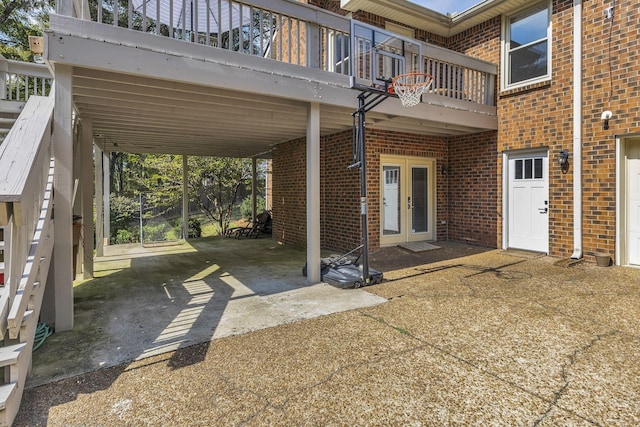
[350, 21, 422, 89]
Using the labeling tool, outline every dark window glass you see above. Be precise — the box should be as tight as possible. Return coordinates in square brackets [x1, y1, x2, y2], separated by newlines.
[534, 158, 543, 179]
[515, 159, 523, 179]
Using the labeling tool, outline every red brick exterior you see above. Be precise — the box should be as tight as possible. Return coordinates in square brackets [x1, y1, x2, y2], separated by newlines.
[271, 138, 307, 248]
[448, 132, 498, 247]
[273, 0, 640, 262]
[449, 0, 640, 259]
[581, 0, 640, 259]
[272, 128, 498, 252]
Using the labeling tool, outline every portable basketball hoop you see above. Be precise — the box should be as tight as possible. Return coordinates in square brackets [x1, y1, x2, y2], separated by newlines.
[389, 72, 434, 107]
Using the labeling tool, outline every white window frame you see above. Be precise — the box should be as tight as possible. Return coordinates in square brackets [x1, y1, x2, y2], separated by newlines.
[501, 1, 552, 91]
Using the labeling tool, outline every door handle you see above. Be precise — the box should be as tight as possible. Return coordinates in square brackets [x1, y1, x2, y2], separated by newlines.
[538, 207, 548, 214]
[408, 196, 412, 210]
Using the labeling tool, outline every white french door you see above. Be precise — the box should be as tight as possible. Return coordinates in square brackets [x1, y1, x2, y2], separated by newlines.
[381, 156, 435, 245]
[507, 151, 549, 253]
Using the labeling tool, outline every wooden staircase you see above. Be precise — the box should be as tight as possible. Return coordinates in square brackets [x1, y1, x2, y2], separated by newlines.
[0, 95, 55, 426]
[0, 115, 18, 146]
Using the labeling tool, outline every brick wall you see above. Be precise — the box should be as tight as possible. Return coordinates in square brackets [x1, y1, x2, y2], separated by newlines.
[272, 128, 497, 253]
[581, 0, 640, 259]
[447, 0, 640, 259]
[277, 0, 640, 261]
[320, 130, 362, 252]
[271, 138, 307, 248]
[447, 131, 498, 247]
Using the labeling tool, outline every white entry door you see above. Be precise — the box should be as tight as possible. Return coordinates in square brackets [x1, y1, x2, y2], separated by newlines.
[381, 156, 435, 245]
[627, 140, 640, 265]
[507, 152, 549, 253]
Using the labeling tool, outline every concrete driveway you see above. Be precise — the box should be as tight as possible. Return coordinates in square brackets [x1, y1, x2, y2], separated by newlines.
[17, 240, 640, 425]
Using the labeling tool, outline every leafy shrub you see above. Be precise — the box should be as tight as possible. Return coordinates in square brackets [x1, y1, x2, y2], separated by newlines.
[187, 218, 202, 238]
[110, 195, 139, 231]
[142, 222, 169, 242]
[176, 217, 202, 238]
[240, 196, 266, 220]
[114, 228, 136, 244]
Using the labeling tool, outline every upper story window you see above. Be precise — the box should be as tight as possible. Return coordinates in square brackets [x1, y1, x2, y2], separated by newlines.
[502, 2, 551, 90]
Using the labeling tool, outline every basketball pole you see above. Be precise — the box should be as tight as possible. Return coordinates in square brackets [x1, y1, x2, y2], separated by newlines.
[352, 89, 390, 285]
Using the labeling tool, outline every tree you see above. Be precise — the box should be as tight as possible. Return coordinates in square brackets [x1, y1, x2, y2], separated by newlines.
[0, 1, 52, 61]
[188, 156, 254, 236]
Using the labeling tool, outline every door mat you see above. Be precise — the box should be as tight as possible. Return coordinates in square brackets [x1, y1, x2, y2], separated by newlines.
[399, 242, 441, 253]
[500, 249, 546, 259]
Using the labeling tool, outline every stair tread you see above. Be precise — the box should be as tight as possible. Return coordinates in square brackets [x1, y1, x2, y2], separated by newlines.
[0, 343, 26, 367]
[0, 383, 17, 411]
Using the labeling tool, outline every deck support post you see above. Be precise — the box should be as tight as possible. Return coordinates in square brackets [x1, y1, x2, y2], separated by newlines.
[306, 102, 321, 284]
[81, 118, 94, 278]
[103, 150, 110, 247]
[49, 63, 74, 332]
[182, 155, 188, 240]
[252, 158, 258, 220]
[95, 143, 104, 257]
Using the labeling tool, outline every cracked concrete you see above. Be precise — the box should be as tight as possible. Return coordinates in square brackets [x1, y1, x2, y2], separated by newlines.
[16, 239, 640, 425]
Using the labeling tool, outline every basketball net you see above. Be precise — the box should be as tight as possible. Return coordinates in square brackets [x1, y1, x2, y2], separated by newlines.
[389, 73, 434, 108]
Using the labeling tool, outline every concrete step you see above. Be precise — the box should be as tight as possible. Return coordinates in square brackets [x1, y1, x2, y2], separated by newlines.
[0, 118, 15, 126]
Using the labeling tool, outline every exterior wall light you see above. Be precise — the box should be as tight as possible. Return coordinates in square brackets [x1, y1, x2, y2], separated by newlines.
[601, 110, 613, 130]
[558, 149, 569, 173]
[28, 36, 44, 64]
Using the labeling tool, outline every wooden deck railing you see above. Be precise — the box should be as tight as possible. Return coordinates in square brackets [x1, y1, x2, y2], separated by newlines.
[0, 55, 53, 102]
[68, 0, 496, 107]
[0, 95, 55, 426]
[82, 0, 351, 73]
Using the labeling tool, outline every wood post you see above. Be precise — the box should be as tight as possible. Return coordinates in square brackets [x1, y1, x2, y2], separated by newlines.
[51, 63, 74, 332]
[306, 102, 321, 284]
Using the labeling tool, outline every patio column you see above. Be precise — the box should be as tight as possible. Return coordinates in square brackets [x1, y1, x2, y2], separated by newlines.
[95, 143, 104, 256]
[50, 63, 74, 332]
[306, 102, 321, 284]
[252, 158, 257, 219]
[81, 118, 94, 278]
[103, 150, 110, 247]
[72, 119, 82, 278]
[183, 155, 188, 240]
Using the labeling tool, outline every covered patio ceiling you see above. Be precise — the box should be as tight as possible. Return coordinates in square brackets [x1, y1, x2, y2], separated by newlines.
[76, 67, 493, 159]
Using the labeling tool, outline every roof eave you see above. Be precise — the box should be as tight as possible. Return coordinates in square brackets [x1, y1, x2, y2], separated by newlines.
[341, 0, 533, 37]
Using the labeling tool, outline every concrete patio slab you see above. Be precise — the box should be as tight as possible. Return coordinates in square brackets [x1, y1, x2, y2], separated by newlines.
[26, 238, 387, 388]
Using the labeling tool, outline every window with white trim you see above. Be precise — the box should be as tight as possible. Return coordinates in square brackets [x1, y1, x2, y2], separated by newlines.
[502, 2, 551, 89]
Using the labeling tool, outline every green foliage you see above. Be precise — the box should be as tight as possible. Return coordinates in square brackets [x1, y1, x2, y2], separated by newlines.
[177, 217, 202, 239]
[240, 196, 266, 220]
[114, 229, 136, 245]
[104, 153, 267, 241]
[142, 222, 169, 243]
[0, 1, 52, 61]
[188, 156, 255, 236]
[110, 195, 139, 232]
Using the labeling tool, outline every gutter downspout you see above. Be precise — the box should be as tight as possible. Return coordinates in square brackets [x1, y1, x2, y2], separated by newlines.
[571, 0, 583, 259]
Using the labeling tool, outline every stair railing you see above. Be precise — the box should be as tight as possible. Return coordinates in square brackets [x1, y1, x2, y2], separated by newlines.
[0, 94, 55, 426]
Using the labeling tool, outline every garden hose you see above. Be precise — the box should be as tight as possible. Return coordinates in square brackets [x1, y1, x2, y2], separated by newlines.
[33, 322, 52, 351]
